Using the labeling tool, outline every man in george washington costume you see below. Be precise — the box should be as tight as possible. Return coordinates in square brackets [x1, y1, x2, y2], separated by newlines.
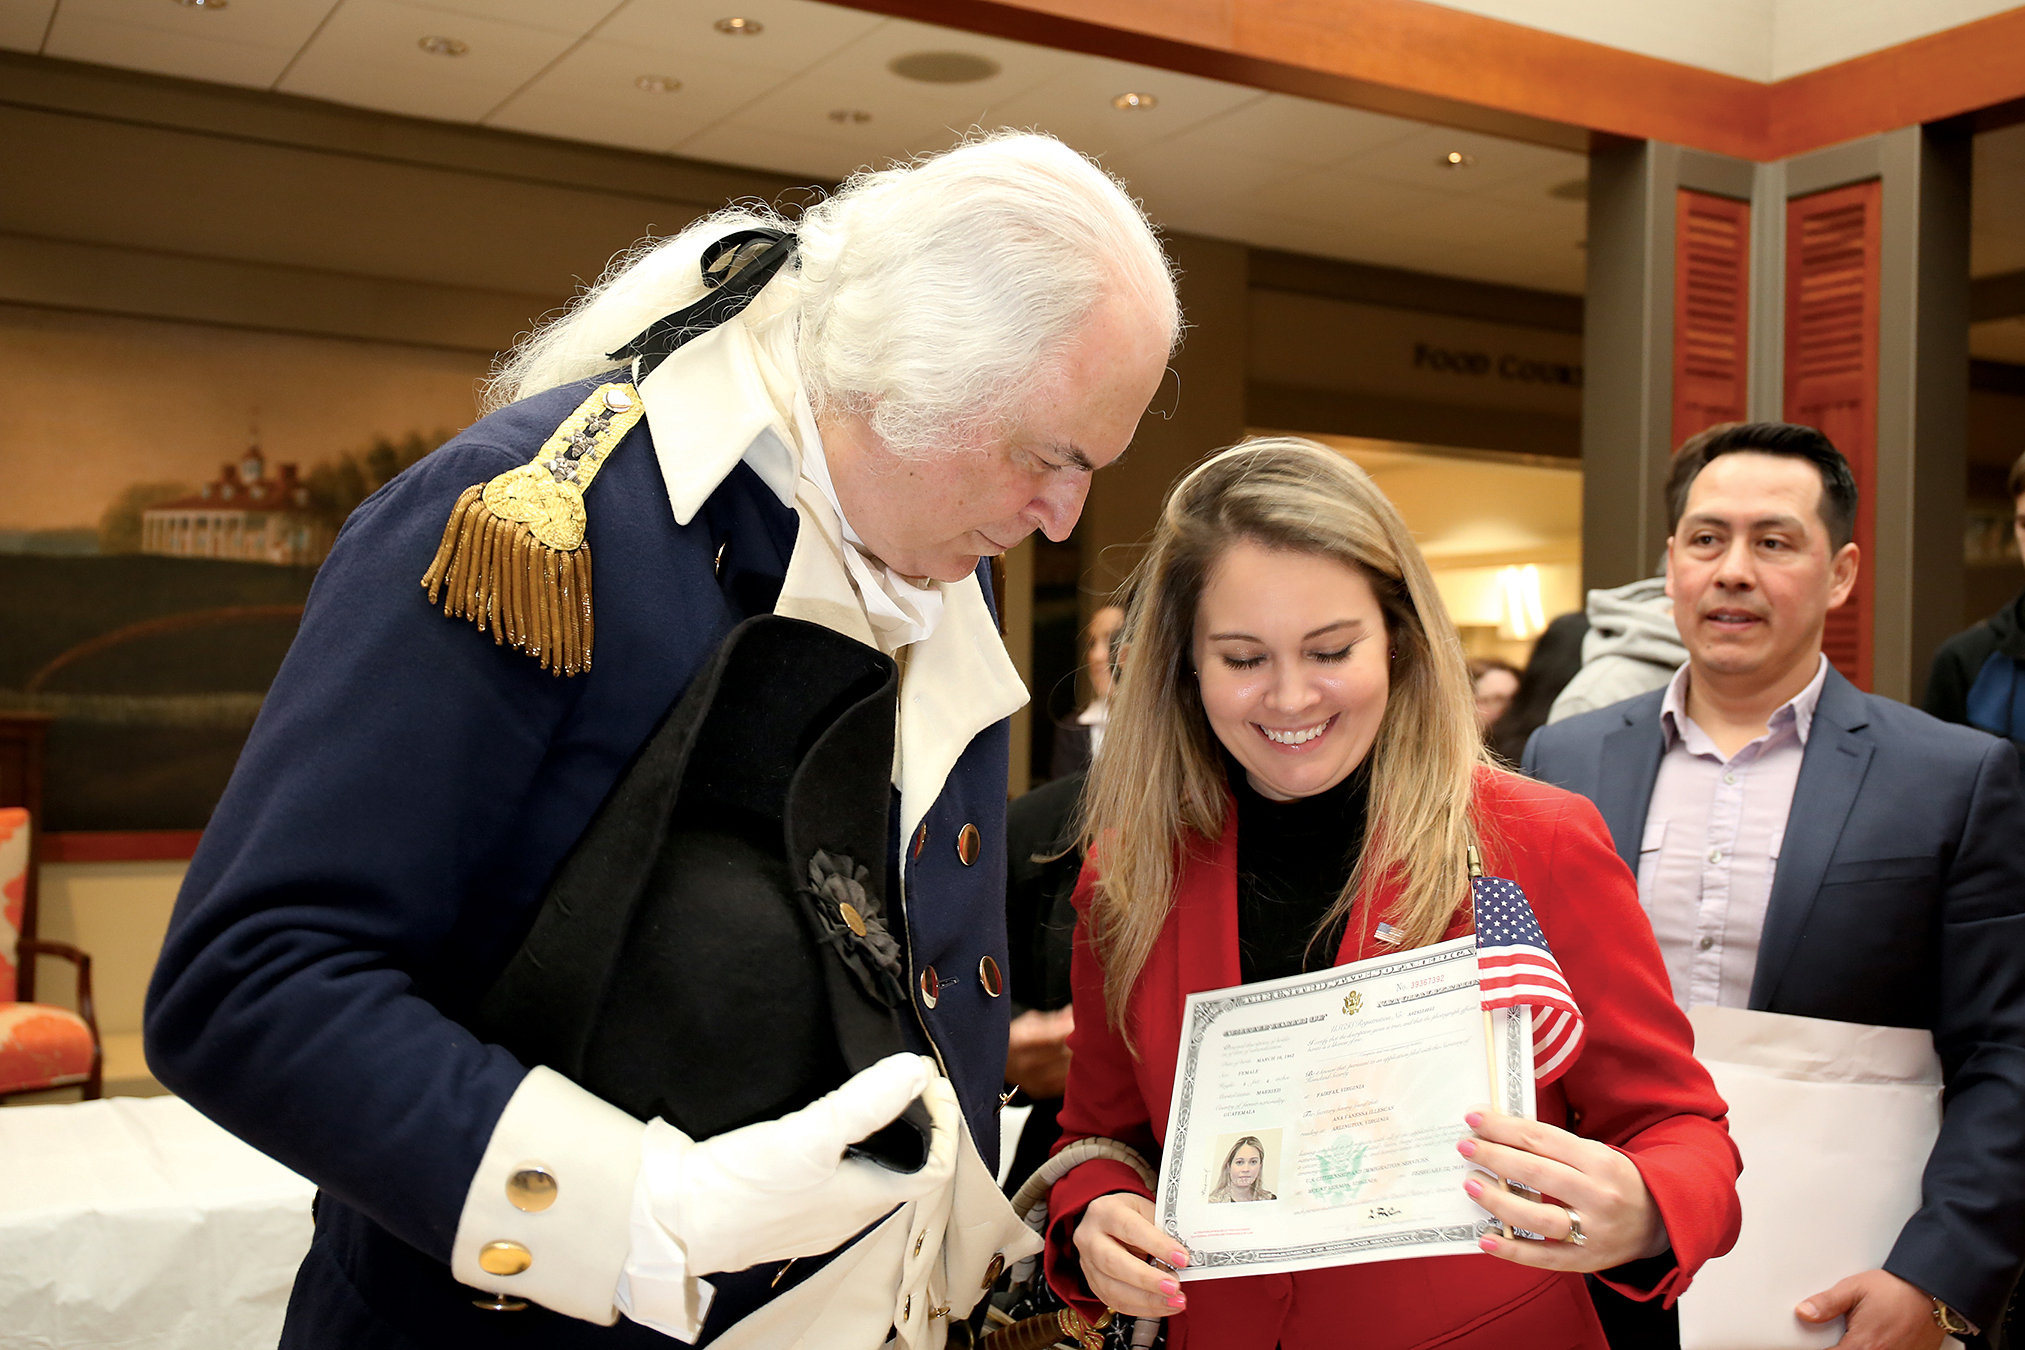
[144, 133, 1178, 1347]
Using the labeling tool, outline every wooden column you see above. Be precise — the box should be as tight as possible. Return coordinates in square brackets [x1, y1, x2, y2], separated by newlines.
[1582, 141, 1755, 592]
[1772, 125, 1970, 698]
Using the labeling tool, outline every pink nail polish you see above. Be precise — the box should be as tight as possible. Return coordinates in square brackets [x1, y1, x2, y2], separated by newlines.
[1478, 1236, 1499, 1253]
[1457, 1139, 1477, 1158]
[1464, 1178, 1483, 1198]
[1159, 1279, 1179, 1294]
[1167, 1296, 1186, 1309]
[1168, 1251, 1189, 1269]
[1464, 1112, 1483, 1128]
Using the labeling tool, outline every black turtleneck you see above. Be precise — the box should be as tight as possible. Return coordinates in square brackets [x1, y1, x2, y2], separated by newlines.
[1229, 756, 1372, 986]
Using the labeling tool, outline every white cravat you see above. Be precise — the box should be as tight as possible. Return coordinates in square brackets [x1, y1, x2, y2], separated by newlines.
[747, 318, 947, 654]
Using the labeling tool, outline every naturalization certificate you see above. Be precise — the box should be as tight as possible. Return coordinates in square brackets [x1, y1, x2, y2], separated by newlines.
[1156, 935, 1529, 1281]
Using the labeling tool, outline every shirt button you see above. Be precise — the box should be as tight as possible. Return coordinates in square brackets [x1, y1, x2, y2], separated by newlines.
[1708, 848, 1722, 864]
[1699, 935, 1715, 951]
[1723, 772, 1737, 786]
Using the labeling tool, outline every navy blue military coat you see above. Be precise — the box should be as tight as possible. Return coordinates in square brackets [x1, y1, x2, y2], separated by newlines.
[144, 376, 1016, 1346]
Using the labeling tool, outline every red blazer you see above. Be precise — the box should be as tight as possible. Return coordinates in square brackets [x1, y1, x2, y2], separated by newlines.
[1045, 768, 1742, 1350]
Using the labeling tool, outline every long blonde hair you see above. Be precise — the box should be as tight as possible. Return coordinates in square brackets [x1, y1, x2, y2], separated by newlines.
[1081, 437, 1493, 1032]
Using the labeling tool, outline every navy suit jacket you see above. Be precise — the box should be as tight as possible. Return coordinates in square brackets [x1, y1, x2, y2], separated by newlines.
[144, 377, 1016, 1347]
[1524, 667, 2025, 1329]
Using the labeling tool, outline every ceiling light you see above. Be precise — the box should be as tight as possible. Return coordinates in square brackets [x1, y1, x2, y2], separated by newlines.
[1440, 151, 1476, 168]
[418, 35, 468, 56]
[1112, 92, 1156, 110]
[636, 75, 682, 93]
[1548, 177, 1587, 201]
[172, 0, 228, 8]
[827, 109, 872, 124]
[714, 17, 762, 35]
[889, 51, 1000, 84]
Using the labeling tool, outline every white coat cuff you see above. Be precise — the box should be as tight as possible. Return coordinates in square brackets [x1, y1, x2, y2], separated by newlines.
[613, 1119, 717, 1341]
[450, 1066, 643, 1325]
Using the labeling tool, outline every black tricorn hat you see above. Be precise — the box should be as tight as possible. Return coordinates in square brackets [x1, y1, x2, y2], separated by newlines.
[476, 615, 929, 1172]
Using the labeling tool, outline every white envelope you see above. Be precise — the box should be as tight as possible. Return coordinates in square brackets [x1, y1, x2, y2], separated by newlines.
[1678, 1005, 1949, 1350]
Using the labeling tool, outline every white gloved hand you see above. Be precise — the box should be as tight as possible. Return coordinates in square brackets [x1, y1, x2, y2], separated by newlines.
[645, 1052, 957, 1278]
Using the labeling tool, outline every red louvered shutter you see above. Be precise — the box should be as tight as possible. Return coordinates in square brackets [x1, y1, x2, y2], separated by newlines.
[1783, 180, 1880, 690]
[1673, 190, 1751, 450]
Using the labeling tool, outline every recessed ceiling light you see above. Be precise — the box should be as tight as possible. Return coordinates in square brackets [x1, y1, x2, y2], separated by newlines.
[636, 75, 682, 93]
[1440, 151, 1476, 168]
[1112, 91, 1156, 110]
[827, 109, 872, 124]
[889, 51, 1000, 84]
[1548, 177, 1587, 201]
[172, 0, 228, 9]
[714, 17, 762, 35]
[418, 35, 468, 56]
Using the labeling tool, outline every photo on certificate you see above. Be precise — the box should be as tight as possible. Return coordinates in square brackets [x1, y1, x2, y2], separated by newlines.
[1156, 936, 1522, 1282]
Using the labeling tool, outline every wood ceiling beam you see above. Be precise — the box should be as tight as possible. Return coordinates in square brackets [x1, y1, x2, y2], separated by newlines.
[832, 0, 2025, 161]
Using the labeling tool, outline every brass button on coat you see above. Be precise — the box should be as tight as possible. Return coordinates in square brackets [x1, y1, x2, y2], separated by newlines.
[912, 824, 928, 859]
[956, 823, 981, 866]
[982, 1252, 1005, 1288]
[918, 966, 940, 1009]
[978, 955, 1003, 998]
[507, 1166, 557, 1212]
[840, 902, 867, 937]
[478, 1241, 533, 1276]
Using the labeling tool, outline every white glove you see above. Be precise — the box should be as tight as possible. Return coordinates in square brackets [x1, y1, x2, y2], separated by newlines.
[616, 1053, 958, 1339]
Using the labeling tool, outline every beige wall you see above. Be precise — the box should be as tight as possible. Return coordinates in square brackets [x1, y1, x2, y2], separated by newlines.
[31, 859, 185, 1094]
[0, 53, 812, 536]
[0, 306, 490, 532]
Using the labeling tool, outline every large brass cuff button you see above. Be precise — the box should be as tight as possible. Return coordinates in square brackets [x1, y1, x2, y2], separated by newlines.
[507, 1165, 557, 1212]
[478, 1241, 533, 1277]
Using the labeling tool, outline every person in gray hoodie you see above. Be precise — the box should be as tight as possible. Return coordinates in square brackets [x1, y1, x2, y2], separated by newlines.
[1547, 574, 1687, 724]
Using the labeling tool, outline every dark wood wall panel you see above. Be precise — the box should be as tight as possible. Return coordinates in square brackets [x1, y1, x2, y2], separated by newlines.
[1784, 180, 1882, 690]
[1672, 189, 1751, 451]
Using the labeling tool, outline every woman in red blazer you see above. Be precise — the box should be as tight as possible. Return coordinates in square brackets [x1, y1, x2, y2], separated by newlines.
[1044, 439, 1740, 1349]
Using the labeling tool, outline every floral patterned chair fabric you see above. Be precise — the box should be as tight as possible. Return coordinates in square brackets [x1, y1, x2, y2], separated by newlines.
[0, 807, 100, 1098]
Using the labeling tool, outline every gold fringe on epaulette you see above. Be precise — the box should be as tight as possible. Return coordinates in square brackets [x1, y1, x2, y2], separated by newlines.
[421, 485, 594, 676]
[416, 380, 639, 677]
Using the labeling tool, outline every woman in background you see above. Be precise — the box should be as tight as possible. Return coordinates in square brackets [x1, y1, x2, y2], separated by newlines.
[1042, 438, 1740, 1349]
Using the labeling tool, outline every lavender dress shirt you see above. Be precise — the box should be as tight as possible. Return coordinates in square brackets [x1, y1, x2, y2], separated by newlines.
[1640, 655, 1830, 1011]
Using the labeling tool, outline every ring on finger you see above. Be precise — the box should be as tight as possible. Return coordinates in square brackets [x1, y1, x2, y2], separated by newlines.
[1562, 1207, 1587, 1247]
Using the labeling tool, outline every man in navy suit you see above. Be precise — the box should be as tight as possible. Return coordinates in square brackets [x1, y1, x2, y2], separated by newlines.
[1525, 422, 2025, 1350]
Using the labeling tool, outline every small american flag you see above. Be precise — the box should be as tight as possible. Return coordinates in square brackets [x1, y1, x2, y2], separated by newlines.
[1474, 875, 1585, 1084]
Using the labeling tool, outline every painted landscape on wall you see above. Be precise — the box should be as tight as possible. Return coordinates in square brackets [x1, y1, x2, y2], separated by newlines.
[1, 432, 448, 832]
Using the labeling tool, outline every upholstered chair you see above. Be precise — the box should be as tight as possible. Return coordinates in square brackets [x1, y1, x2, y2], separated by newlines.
[0, 807, 101, 1100]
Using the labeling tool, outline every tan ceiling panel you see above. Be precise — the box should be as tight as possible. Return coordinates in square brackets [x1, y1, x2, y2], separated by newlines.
[1176, 93, 1424, 171]
[0, 1, 58, 53]
[812, 15, 1076, 111]
[394, 0, 623, 36]
[42, 0, 336, 88]
[1340, 124, 1588, 196]
[487, 35, 799, 151]
[714, 69, 991, 164]
[982, 54, 1259, 162]
[279, 0, 581, 121]
[596, 0, 885, 73]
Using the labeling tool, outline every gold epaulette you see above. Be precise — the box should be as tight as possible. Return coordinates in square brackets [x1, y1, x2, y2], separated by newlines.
[420, 382, 644, 675]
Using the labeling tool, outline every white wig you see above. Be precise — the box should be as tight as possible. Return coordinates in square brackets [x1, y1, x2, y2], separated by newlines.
[487, 131, 1180, 455]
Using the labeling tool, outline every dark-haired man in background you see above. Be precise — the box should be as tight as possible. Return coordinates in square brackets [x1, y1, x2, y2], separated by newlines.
[1525, 423, 2025, 1349]
[1925, 448, 2025, 765]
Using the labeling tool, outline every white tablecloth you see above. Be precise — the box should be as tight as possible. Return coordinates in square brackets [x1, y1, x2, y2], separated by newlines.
[0, 1095, 315, 1349]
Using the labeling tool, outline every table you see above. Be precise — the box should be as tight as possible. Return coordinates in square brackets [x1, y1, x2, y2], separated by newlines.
[0, 1095, 314, 1348]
